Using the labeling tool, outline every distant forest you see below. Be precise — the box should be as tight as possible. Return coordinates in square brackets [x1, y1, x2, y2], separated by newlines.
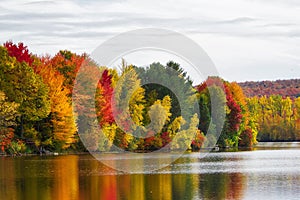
[239, 79, 300, 98]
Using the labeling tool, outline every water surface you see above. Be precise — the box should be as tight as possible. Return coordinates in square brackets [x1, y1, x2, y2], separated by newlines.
[1, 149, 300, 200]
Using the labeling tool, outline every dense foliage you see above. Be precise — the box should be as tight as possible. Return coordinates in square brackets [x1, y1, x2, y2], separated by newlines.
[196, 77, 255, 148]
[0, 41, 298, 154]
[240, 79, 300, 98]
[247, 95, 300, 141]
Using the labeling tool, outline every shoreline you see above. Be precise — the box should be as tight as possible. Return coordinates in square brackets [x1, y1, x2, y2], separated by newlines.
[2, 141, 300, 157]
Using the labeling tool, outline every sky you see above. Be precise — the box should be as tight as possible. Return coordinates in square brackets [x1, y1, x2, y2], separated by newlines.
[0, 0, 300, 82]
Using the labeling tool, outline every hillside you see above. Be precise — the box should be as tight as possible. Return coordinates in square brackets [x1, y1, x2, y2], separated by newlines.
[238, 79, 300, 98]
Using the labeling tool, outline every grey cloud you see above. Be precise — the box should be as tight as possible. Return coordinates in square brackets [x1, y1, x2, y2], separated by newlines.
[258, 23, 297, 28]
[0, 12, 76, 22]
[216, 17, 257, 24]
[248, 0, 300, 6]
[288, 30, 300, 38]
[186, 28, 300, 39]
[73, 0, 126, 4]
[49, 15, 256, 31]
[0, 6, 8, 12]
[23, 1, 56, 6]
[2, 15, 298, 42]
[1, 2, 298, 50]
[28, 30, 114, 38]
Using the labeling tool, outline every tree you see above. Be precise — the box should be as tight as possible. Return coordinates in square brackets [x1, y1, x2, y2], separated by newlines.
[222, 83, 243, 147]
[0, 91, 19, 152]
[248, 95, 298, 142]
[0, 128, 14, 153]
[0, 91, 19, 128]
[0, 46, 50, 145]
[170, 114, 199, 150]
[135, 62, 196, 125]
[140, 96, 174, 150]
[197, 92, 211, 134]
[191, 130, 205, 150]
[49, 50, 86, 95]
[148, 103, 168, 134]
[295, 97, 300, 140]
[196, 77, 256, 148]
[196, 77, 227, 147]
[238, 128, 253, 147]
[3, 41, 34, 66]
[95, 69, 115, 126]
[94, 68, 118, 151]
[112, 65, 145, 150]
[246, 97, 260, 144]
[34, 57, 77, 149]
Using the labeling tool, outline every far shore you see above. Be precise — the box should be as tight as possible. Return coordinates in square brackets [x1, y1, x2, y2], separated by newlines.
[254, 141, 300, 148]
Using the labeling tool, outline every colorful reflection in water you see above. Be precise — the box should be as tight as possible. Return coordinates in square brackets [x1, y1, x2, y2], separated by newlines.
[1, 149, 300, 200]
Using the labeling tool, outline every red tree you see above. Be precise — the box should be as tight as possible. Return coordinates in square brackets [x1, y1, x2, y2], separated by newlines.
[0, 128, 14, 152]
[4, 41, 34, 66]
[95, 70, 115, 126]
[225, 83, 243, 133]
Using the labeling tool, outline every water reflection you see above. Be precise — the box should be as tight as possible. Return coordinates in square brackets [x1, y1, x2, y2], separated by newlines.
[1, 150, 300, 200]
[53, 156, 79, 200]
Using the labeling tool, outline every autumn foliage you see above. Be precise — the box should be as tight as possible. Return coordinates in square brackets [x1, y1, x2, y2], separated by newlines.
[196, 77, 253, 148]
[96, 69, 115, 126]
[239, 79, 300, 98]
[4, 41, 34, 66]
[0, 128, 14, 152]
[1, 41, 300, 154]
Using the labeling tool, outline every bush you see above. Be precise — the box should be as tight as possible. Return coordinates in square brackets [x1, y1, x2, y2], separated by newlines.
[191, 130, 205, 150]
[7, 140, 27, 155]
[238, 128, 253, 147]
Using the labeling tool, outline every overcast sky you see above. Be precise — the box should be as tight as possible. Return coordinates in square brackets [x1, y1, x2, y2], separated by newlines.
[1, 0, 300, 82]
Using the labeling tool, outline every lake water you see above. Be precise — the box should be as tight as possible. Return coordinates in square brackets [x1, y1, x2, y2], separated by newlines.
[1, 148, 300, 200]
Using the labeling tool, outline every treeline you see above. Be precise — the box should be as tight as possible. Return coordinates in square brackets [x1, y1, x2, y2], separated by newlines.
[0, 41, 298, 154]
[239, 79, 300, 98]
[240, 79, 300, 141]
[0, 42, 252, 154]
[247, 95, 300, 141]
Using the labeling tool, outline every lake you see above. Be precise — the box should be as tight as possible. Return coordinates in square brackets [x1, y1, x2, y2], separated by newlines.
[1, 148, 300, 200]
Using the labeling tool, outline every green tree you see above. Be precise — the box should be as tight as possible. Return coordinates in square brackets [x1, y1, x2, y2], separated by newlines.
[135, 62, 196, 125]
[197, 79, 227, 148]
[0, 46, 50, 147]
[197, 77, 258, 148]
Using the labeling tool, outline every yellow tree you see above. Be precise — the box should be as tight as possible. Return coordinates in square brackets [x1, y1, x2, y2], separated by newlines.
[246, 97, 260, 144]
[35, 57, 77, 149]
[147, 95, 172, 134]
[294, 97, 300, 139]
[281, 97, 294, 139]
[112, 65, 145, 149]
[170, 114, 199, 150]
[0, 91, 19, 152]
[229, 82, 257, 145]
